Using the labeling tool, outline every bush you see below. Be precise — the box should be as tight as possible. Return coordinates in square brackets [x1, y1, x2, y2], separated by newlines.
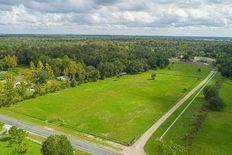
[41, 135, 73, 155]
[70, 79, 78, 87]
[0, 71, 6, 80]
[203, 86, 218, 99]
[207, 96, 224, 111]
[203, 79, 224, 112]
[0, 122, 4, 131]
[158, 140, 187, 155]
[151, 73, 157, 80]
[185, 109, 207, 146]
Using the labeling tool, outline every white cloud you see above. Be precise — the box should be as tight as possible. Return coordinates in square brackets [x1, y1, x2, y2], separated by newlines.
[0, 0, 232, 36]
[0, 5, 37, 25]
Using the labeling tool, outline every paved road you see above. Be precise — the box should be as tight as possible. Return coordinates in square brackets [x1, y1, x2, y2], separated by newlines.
[0, 114, 121, 155]
[123, 70, 217, 155]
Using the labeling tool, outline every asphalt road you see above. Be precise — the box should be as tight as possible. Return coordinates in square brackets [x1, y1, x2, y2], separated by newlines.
[0, 114, 121, 155]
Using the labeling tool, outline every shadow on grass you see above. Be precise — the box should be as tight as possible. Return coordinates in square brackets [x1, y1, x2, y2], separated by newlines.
[0, 136, 11, 142]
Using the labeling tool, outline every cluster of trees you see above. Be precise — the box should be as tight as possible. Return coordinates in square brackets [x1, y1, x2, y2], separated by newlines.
[0, 123, 73, 155]
[0, 38, 172, 106]
[0, 38, 171, 79]
[0, 36, 232, 107]
[1, 36, 232, 79]
[0, 55, 17, 71]
[184, 78, 224, 149]
[217, 56, 232, 77]
[7, 126, 29, 154]
[203, 84, 224, 111]
[185, 108, 207, 147]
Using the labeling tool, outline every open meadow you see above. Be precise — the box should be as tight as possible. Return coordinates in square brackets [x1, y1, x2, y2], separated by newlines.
[144, 73, 232, 155]
[0, 63, 210, 145]
[0, 136, 41, 155]
[190, 78, 232, 155]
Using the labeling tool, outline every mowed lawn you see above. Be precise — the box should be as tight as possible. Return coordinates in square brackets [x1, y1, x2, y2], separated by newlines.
[0, 64, 210, 145]
[190, 78, 232, 155]
[0, 136, 41, 155]
[144, 75, 232, 155]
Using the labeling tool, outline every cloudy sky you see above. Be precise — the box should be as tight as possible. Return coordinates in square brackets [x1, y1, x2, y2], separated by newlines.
[0, 0, 232, 36]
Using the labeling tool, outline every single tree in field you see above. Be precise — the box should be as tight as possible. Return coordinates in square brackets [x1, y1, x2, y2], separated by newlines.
[30, 61, 35, 70]
[41, 135, 73, 155]
[37, 60, 44, 71]
[198, 68, 201, 72]
[151, 73, 157, 80]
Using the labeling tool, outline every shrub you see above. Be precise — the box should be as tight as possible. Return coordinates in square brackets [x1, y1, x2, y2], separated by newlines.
[203, 86, 218, 99]
[41, 135, 73, 155]
[158, 140, 187, 155]
[207, 96, 224, 111]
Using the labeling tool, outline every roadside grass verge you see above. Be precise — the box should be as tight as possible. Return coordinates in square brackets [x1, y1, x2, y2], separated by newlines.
[0, 135, 41, 155]
[144, 72, 218, 155]
[190, 78, 232, 155]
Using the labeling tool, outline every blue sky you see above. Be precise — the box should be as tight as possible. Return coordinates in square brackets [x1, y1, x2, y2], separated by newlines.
[0, 0, 232, 36]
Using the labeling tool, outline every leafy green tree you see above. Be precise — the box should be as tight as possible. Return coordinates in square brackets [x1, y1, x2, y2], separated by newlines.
[29, 61, 35, 70]
[86, 66, 100, 82]
[4, 74, 16, 105]
[203, 86, 218, 99]
[37, 60, 44, 71]
[203, 83, 224, 111]
[207, 96, 224, 111]
[69, 61, 78, 80]
[16, 81, 27, 100]
[151, 73, 157, 80]
[3, 55, 17, 70]
[41, 135, 73, 155]
[17, 141, 30, 154]
[76, 62, 86, 84]
[8, 126, 28, 146]
[45, 63, 54, 79]
[32, 70, 49, 84]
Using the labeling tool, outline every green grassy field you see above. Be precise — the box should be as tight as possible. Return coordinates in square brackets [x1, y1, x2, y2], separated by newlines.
[144, 73, 219, 155]
[0, 135, 90, 155]
[190, 78, 232, 155]
[145, 74, 232, 155]
[0, 136, 41, 155]
[0, 63, 210, 145]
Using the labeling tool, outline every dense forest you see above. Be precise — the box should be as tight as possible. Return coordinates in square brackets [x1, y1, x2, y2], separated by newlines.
[0, 36, 231, 106]
[0, 36, 232, 76]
